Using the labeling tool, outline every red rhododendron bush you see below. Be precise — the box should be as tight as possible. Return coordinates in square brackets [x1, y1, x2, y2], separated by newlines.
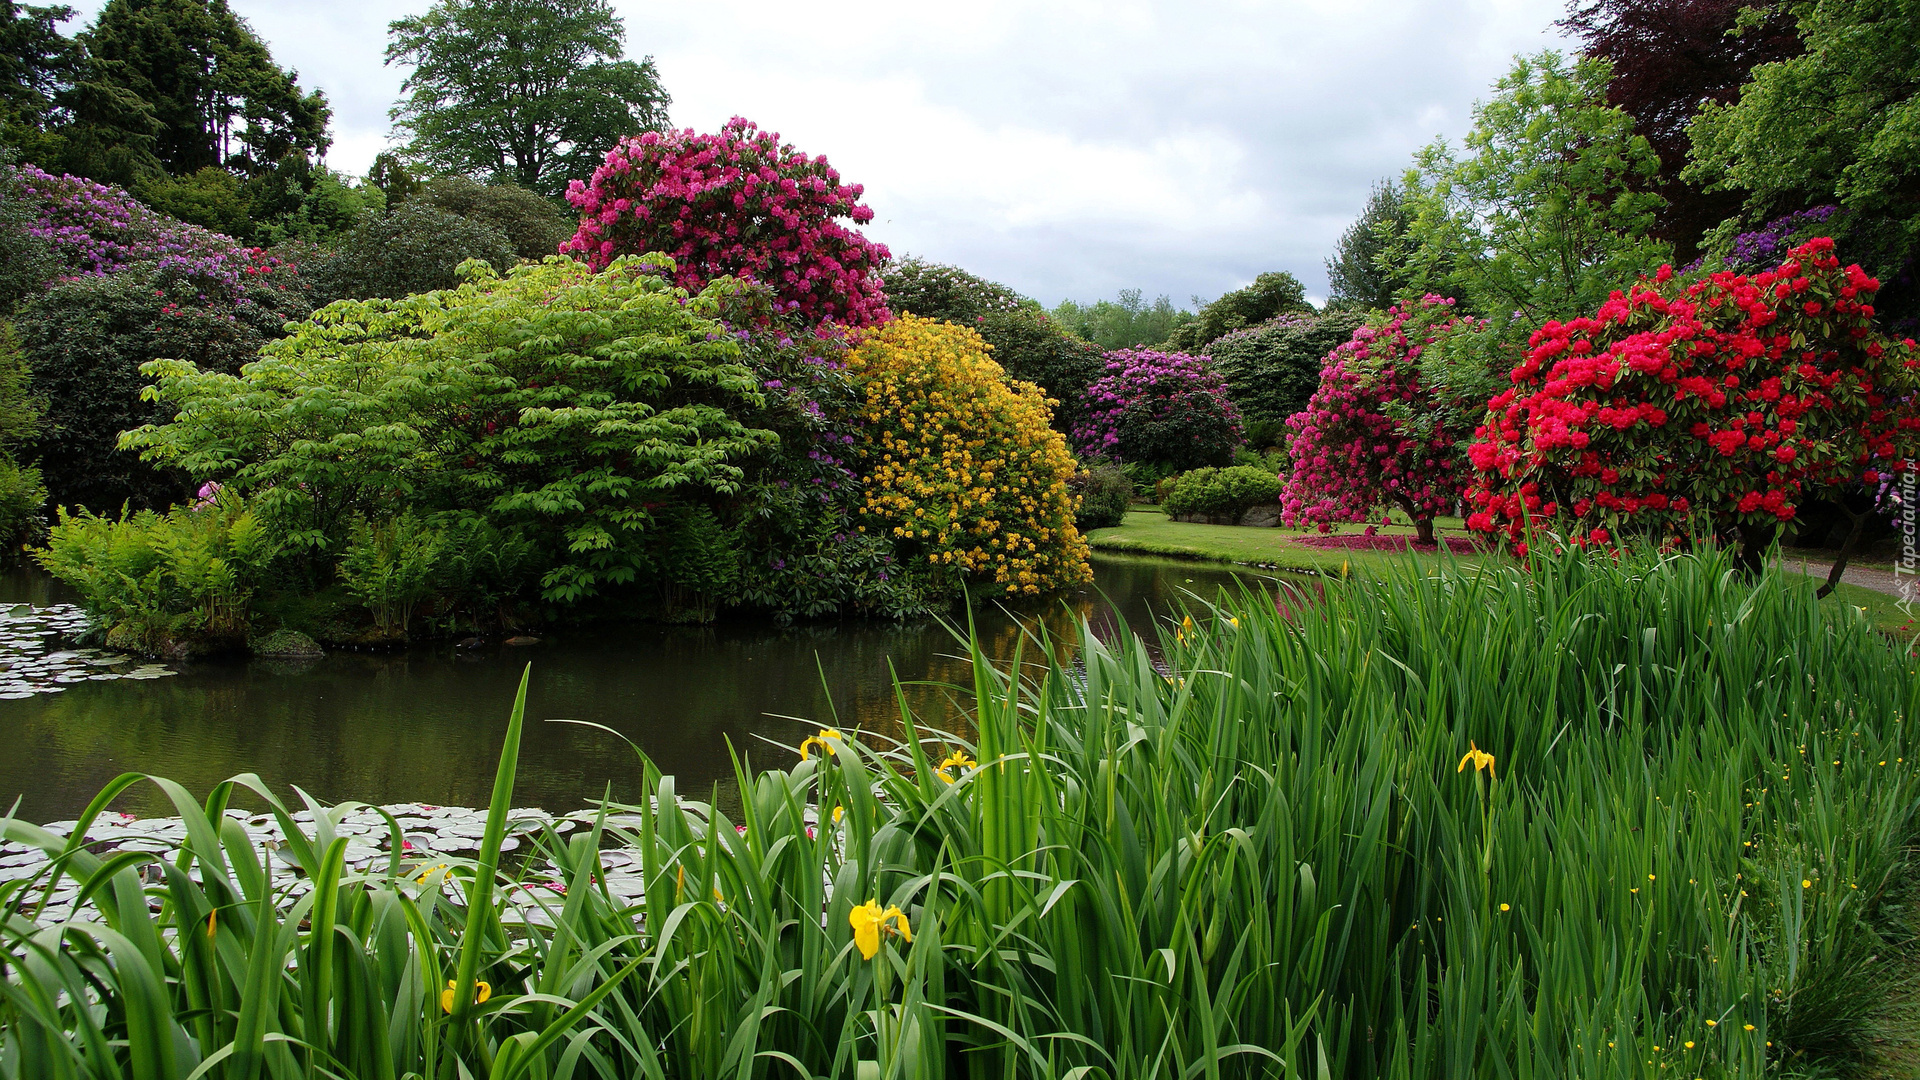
[1280, 297, 1478, 544]
[563, 117, 891, 327]
[1465, 238, 1920, 561]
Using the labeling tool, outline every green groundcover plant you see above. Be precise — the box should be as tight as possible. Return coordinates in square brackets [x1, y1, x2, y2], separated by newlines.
[3, 546, 1917, 1077]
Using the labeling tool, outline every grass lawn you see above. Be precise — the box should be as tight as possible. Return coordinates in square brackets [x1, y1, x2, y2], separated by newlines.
[1088, 507, 1920, 639]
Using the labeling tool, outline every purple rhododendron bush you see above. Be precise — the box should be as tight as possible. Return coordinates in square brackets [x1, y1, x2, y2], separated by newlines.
[563, 117, 890, 327]
[1073, 348, 1243, 474]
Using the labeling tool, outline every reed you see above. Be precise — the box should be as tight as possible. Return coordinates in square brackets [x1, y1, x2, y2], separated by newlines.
[4, 547, 1917, 1077]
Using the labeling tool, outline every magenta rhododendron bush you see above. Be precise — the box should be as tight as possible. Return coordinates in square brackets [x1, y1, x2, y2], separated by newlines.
[1465, 238, 1920, 554]
[1280, 298, 1476, 542]
[1072, 349, 1242, 471]
[563, 117, 890, 327]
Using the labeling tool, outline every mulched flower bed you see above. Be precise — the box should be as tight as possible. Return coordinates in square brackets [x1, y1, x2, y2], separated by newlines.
[1289, 532, 1480, 554]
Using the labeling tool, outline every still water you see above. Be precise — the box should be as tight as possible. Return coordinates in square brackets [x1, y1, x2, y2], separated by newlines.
[0, 556, 1284, 821]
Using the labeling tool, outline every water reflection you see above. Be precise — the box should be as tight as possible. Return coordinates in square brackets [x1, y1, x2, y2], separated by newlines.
[0, 556, 1292, 820]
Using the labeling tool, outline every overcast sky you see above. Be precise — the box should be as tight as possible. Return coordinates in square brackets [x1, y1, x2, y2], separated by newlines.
[62, 0, 1573, 307]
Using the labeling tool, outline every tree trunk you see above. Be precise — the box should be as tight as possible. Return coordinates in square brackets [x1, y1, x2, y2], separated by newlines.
[1414, 516, 1436, 546]
[1816, 504, 1871, 600]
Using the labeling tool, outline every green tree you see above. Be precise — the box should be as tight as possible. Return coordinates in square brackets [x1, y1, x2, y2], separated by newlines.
[1685, 0, 1920, 310]
[415, 175, 573, 259]
[1050, 289, 1196, 349]
[78, 0, 330, 177]
[387, 0, 671, 198]
[1163, 271, 1312, 352]
[0, 0, 80, 155]
[1324, 179, 1414, 311]
[1397, 51, 1669, 326]
[300, 202, 516, 306]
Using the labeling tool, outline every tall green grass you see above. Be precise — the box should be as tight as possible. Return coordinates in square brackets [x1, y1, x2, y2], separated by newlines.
[4, 547, 1918, 1077]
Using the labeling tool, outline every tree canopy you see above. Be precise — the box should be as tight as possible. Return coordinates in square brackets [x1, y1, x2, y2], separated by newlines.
[1324, 179, 1414, 311]
[387, 0, 670, 198]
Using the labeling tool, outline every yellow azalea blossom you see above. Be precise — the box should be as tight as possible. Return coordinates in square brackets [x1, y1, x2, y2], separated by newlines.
[440, 979, 491, 1013]
[1456, 741, 1496, 778]
[849, 899, 913, 959]
[934, 749, 978, 784]
[416, 863, 449, 885]
[831, 805, 844, 823]
[799, 728, 844, 760]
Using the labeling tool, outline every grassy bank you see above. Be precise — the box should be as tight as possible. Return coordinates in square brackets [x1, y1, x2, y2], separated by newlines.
[1090, 508, 1918, 637]
[5, 549, 1920, 1077]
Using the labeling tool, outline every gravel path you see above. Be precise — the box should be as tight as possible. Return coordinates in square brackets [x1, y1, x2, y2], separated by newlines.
[1781, 555, 1915, 602]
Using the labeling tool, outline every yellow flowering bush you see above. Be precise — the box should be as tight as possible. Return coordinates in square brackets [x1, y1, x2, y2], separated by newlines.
[849, 316, 1091, 596]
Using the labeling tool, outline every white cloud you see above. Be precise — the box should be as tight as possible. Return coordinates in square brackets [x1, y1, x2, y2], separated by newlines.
[59, 0, 1575, 305]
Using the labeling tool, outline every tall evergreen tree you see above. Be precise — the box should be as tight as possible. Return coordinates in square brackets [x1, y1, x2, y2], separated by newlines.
[78, 0, 329, 177]
[1324, 179, 1414, 311]
[387, 0, 670, 198]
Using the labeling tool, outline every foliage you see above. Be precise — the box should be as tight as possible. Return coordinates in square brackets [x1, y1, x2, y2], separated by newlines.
[336, 511, 451, 639]
[1050, 288, 1196, 350]
[1207, 308, 1368, 445]
[876, 260, 1104, 433]
[0, 0, 80, 170]
[1159, 464, 1282, 522]
[1324, 179, 1415, 311]
[1466, 238, 1920, 560]
[974, 307, 1106, 435]
[0, 322, 44, 543]
[1067, 461, 1132, 531]
[8, 549, 1919, 1076]
[1075, 348, 1243, 472]
[848, 315, 1091, 596]
[126, 257, 777, 608]
[1281, 298, 1480, 542]
[18, 253, 308, 514]
[75, 0, 330, 177]
[34, 490, 280, 652]
[299, 202, 517, 306]
[1685, 0, 1920, 323]
[388, 0, 670, 199]
[0, 150, 54, 315]
[564, 118, 890, 327]
[881, 256, 1026, 324]
[1559, 0, 1802, 260]
[415, 175, 575, 260]
[1162, 270, 1311, 352]
[1397, 51, 1671, 327]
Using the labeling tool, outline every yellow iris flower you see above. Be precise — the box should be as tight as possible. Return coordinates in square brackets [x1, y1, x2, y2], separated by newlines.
[934, 749, 978, 784]
[1456, 741, 1496, 778]
[799, 728, 844, 760]
[440, 979, 491, 1013]
[849, 899, 913, 959]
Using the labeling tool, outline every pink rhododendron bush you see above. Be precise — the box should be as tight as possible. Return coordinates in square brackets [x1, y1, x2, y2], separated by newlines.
[1072, 349, 1242, 473]
[1280, 298, 1477, 544]
[1464, 238, 1920, 568]
[563, 117, 890, 327]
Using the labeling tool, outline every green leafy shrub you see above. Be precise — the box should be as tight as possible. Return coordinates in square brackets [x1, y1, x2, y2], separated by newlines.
[1068, 461, 1132, 531]
[976, 306, 1105, 434]
[35, 491, 280, 654]
[1162, 270, 1312, 352]
[1159, 464, 1283, 522]
[300, 202, 517, 305]
[17, 260, 309, 513]
[337, 511, 450, 640]
[127, 256, 775, 609]
[415, 175, 575, 260]
[1207, 308, 1367, 446]
[879, 256, 1026, 323]
[0, 323, 46, 546]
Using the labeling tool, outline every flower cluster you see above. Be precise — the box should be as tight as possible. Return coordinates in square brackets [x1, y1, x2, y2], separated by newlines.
[10, 164, 290, 297]
[849, 316, 1091, 595]
[1280, 298, 1476, 533]
[1073, 349, 1242, 470]
[563, 117, 890, 327]
[1465, 238, 1920, 551]
[1729, 206, 1839, 271]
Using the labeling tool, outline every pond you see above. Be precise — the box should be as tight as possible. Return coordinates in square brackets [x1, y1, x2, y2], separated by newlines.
[0, 555, 1294, 822]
